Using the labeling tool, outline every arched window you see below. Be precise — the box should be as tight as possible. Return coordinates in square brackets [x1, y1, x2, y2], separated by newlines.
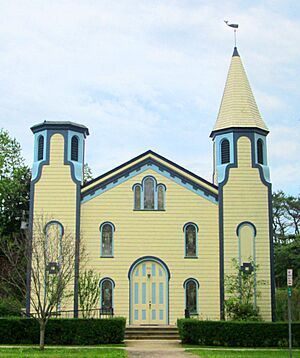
[184, 279, 199, 315]
[100, 278, 114, 311]
[133, 177, 166, 211]
[100, 222, 114, 257]
[157, 184, 165, 210]
[71, 136, 79, 161]
[144, 177, 155, 210]
[221, 139, 230, 164]
[257, 139, 264, 165]
[44, 221, 64, 271]
[134, 185, 141, 210]
[184, 223, 198, 258]
[38, 135, 44, 161]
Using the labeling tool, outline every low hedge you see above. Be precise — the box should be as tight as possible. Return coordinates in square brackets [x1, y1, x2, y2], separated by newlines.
[178, 319, 300, 347]
[0, 317, 126, 345]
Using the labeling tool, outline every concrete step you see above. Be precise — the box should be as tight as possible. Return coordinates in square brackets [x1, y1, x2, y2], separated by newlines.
[125, 326, 179, 340]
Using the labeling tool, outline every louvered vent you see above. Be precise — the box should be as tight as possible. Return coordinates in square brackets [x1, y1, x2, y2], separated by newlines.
[38, 136, 44, 161]
[221, 139, 230, 164]
[71, 136, 79, 161]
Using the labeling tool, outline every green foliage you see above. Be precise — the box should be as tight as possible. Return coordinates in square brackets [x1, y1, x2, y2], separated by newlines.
[177, 319, 300, 347]
[78, 269, 101, 317]
[276, 287, 300, 321]
[0, 128, 31, 238]
[0, 297, 22, 317]
[224, 258, 263, 321]
[0, 348, 127, 357]
[83, 163, 93, 184]
[0, 317, 126, 344]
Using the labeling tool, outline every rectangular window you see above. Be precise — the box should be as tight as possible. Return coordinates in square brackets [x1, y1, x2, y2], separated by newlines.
[159, 283, 164, 304]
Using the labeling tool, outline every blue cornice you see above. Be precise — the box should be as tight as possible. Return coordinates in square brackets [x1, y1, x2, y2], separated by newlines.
[31, 121, 89, 137]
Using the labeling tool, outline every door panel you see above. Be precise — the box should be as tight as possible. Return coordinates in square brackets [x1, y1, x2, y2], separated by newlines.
[131, 260, 167, 324]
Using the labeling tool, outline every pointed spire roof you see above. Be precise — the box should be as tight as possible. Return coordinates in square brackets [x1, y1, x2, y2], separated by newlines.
[211, 47, 268, 135]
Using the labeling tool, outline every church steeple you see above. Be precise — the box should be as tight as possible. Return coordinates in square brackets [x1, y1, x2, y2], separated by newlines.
[211, 47, 268, 136]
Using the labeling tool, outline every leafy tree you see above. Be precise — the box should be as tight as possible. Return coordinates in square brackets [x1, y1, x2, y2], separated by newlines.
[83, 163, 93, 184]
[0, 129, 31, 238]
[224, 258, 264, 321]
[78, 269, 101, 318]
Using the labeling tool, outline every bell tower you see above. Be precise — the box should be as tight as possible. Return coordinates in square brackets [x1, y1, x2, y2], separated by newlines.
[27, 121, 89, 316]
[211, 47, 275, 320]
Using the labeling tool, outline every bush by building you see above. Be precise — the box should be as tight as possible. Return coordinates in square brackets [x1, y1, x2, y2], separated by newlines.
[177, 319, 300, 347]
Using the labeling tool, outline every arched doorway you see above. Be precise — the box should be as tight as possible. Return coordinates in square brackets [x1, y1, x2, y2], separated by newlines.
[128, 256, 170, 325]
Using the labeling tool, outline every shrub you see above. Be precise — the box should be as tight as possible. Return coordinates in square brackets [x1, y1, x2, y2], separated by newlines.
[0, 298, 22, 317]
[0, 317, 126, 345]
[177, 319, 300, 347]
[276, 288, 300, 321]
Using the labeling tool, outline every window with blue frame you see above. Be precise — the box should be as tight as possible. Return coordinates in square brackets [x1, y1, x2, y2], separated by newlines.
[100, 222, 114, 257]
[100, 278, 114, 311]
[184, 223, 198, 258]
[133, 176, 166, 210]
[184, 279, 198, 314]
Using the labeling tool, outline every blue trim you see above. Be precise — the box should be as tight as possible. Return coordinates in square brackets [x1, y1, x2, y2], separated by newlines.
[254, 133, 270, 182]
[44, 220, 64, 236]
[133, 184, 142, 210]
[99, 277, 115, 310]
[68, 131, 84, 182]
[82, 160, 218, 205]
[100, 222, 115, 257]
[128, 256, 170, 325]
[236, 221, 257, 237]
[214, 133, 235, 184]
[183, 222, 198, 258]
[184, 278, 200, 314]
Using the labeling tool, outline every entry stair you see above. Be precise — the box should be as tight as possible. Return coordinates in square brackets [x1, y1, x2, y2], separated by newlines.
[125, 325, 179, 340]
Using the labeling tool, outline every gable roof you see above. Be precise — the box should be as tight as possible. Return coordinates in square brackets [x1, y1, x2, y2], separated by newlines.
[211, 47, 268, 136]
[81, 150, 218, 204]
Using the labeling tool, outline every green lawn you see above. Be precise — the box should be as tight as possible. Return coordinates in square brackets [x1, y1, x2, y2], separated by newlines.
[187, 348, 300, 358]
[0, 347, 127, 357]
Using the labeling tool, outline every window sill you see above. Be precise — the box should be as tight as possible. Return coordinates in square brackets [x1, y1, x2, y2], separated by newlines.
[133, 209, 166, 211]
[184, 256, 198, 259]
[100, 256, 114, 258]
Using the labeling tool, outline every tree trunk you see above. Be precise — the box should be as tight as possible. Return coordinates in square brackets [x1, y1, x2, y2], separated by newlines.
[39, 321, 46, 350]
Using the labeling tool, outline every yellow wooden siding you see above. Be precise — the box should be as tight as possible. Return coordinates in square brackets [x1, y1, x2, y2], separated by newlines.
[81, 169, 219, 324]
[82, 153, 217, 196]
[223, 136, 271, 320]
[32, 133, 77, 311]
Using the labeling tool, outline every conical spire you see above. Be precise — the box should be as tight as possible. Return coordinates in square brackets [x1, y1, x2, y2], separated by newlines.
[212, 47, 268, 135]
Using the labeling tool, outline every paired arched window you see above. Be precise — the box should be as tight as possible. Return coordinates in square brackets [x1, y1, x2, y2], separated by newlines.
[100, 222, 115, 257]
[184, 223, 198, 258]
[100, 278, 114, 311]
[133, 176, 166, 210]
[184, 278, 199, 315]
[257, 139, 264, 165]
[71, 135, 79, 161]
[38, 135, 44, 161]
[221, 139, 230, 164]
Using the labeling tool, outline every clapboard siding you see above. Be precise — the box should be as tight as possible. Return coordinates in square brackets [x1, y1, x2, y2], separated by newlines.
[81, 169, 220, 323]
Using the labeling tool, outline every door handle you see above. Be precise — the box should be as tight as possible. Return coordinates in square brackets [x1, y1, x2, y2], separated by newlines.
[149, 301, 151, 308]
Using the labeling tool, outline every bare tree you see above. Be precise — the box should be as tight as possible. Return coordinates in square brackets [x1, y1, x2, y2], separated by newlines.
[0, 215, 79, 350]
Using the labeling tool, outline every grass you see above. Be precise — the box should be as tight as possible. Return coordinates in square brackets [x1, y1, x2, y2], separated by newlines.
[0, 347, 127, 357]
[187, 348, 300, 357]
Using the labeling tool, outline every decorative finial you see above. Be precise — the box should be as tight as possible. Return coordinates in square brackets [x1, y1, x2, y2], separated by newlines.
[224, 20, 239, 47]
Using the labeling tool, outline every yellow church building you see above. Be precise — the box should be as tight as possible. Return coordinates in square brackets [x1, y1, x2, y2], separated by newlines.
[26, 46, 275, 324]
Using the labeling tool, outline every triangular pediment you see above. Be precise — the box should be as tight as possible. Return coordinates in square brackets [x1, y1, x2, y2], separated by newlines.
[81, 150, 218, 204]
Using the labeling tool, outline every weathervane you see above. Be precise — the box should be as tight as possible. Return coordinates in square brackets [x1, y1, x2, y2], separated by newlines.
[224, 20, 239, 47]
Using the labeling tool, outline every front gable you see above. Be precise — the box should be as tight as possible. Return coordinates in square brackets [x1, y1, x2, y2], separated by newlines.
[81, 151, 218, 205]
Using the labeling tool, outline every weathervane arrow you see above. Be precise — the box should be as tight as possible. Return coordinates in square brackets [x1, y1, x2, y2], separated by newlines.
[224, 20, 239, 46]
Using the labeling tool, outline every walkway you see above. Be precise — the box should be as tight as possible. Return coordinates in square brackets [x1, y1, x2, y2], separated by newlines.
[125, 340, 198, 358]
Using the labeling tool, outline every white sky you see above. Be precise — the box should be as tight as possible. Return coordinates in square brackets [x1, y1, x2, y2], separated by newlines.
[1, 1, 299, 194]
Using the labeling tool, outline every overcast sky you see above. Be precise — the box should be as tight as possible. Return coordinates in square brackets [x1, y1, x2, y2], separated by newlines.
[1, 1, 299, 195]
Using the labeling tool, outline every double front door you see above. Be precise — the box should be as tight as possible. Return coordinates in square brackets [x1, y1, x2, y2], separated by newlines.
[131, 260, 167, 324]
